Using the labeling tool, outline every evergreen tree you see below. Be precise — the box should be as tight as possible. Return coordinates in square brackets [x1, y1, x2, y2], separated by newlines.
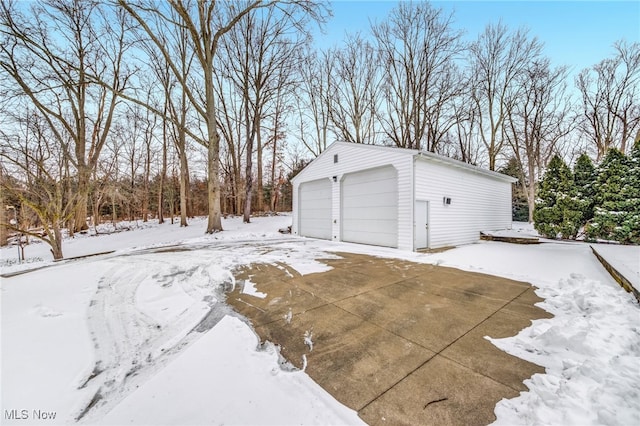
[499, 157, 529, 222]
[573, 153, 597, 226]
[620, 141, 640, 243]
[587, 148, 632, 242]
[534, 155, 582, 239]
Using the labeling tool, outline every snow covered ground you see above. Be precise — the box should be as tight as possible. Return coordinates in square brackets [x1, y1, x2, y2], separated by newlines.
[1, 215, 639, 425]
[482, 221, 541, 240]
[591, 243, 640, 289]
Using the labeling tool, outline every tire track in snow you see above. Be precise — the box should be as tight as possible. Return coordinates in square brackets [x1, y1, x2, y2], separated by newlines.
[74, 239, 339, 422]
[77, 252, 232, 422]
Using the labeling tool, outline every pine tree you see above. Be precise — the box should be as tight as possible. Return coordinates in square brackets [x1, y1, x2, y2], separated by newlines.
[499, 157, 529, 222]
[534, 155, 582, 239]
[587, 148, 631, 242]
[620, 141, 640, 243]
[573, 153, 597, 226]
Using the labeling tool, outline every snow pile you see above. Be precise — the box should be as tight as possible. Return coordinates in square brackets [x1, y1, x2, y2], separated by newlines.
[490, 273, 640, 425]
[426, 241, 640, 426]
[482, 221, 541, 239]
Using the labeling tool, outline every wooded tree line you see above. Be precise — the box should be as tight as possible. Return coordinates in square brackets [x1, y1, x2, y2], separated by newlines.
[0, 0, 638, 259]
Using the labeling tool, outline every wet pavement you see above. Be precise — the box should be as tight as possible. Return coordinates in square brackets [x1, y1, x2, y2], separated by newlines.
[228, 252, 552, 426]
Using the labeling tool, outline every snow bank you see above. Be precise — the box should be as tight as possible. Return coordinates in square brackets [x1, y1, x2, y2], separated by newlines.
[482, 221, 541, 239]
[591, 243, 640, 289]
[490, 273, 640, 425]
[426, 241, 640, 426]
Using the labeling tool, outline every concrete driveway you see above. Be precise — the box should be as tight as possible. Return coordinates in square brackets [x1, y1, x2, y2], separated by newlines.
[228, 252, 551, 425]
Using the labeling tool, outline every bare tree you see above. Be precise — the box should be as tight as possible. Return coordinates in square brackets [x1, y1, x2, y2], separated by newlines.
[505, 58, 572, 222]
[469, 23, 542, 170]
[327, 33, 382, 145]
[451, 87, 480, 164]
[157, 75, 169, 225]
[215, 69, 247, 216]
[119, 0, 326, 232]
[267, 77, 291, 212]
[219, 4, 309, 222]
[0, 0, 132, 232]
[295, 48, 333, 156]
[372, 1, 463, 151]
[155, 23, 195, 227]
[0, 110, 78, 259]
[576, 40, 640, 159]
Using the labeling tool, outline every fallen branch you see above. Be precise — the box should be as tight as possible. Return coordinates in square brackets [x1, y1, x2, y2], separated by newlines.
[423, 397, 448, 409]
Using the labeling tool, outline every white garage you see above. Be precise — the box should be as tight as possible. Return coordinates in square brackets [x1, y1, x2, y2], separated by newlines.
[292, 142, 516, 251]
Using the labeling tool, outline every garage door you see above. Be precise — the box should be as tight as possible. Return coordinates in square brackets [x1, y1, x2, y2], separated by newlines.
[341, 166, 398, 247]
[299, 178, 332, 240]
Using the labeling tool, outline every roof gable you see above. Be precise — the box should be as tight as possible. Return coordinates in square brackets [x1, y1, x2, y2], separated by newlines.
[292, 141, 516, 183]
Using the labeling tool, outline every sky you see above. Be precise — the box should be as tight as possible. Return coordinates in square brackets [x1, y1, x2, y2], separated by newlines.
[317, 0, 640, 77]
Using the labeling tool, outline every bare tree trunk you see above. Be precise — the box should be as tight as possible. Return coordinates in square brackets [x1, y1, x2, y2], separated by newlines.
[74, 168, 91, 232]
[526, 160, 536, 223]
[256, 127, 264, 212]
[243, 104, 254, 223]
[111, 192, 117, 225]
[204, 47, 223, 232]
[169, 167, 176, 225]
[158, 117, 167, 224]
[186, 167, 194, 218]
[92, 194, 101, 230]
[235, 157, 243, 215]
[270, 123, 278, 212]
[50, 224, 64, 260]
[0, 188, 7, 246]
[142, 147, 150, 222]
[179, 147, 189, 226]
[206, 133, 223, 232]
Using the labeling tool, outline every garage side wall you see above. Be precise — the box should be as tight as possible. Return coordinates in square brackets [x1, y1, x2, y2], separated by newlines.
[292, 143, 414, 250]
[415, 159, 512, 248]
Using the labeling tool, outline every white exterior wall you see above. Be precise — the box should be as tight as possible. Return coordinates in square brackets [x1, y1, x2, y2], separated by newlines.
[414, 158, 512, 248]
[292, 143, 415, 250]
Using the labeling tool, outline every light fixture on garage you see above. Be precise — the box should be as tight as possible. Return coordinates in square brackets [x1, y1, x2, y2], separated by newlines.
[443, 197, 452, 205]
[333, 176, 337, 182]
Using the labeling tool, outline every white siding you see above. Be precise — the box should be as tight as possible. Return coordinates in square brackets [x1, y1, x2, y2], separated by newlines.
[414, 158, 512, 248]
[292, 143, 414, 250]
